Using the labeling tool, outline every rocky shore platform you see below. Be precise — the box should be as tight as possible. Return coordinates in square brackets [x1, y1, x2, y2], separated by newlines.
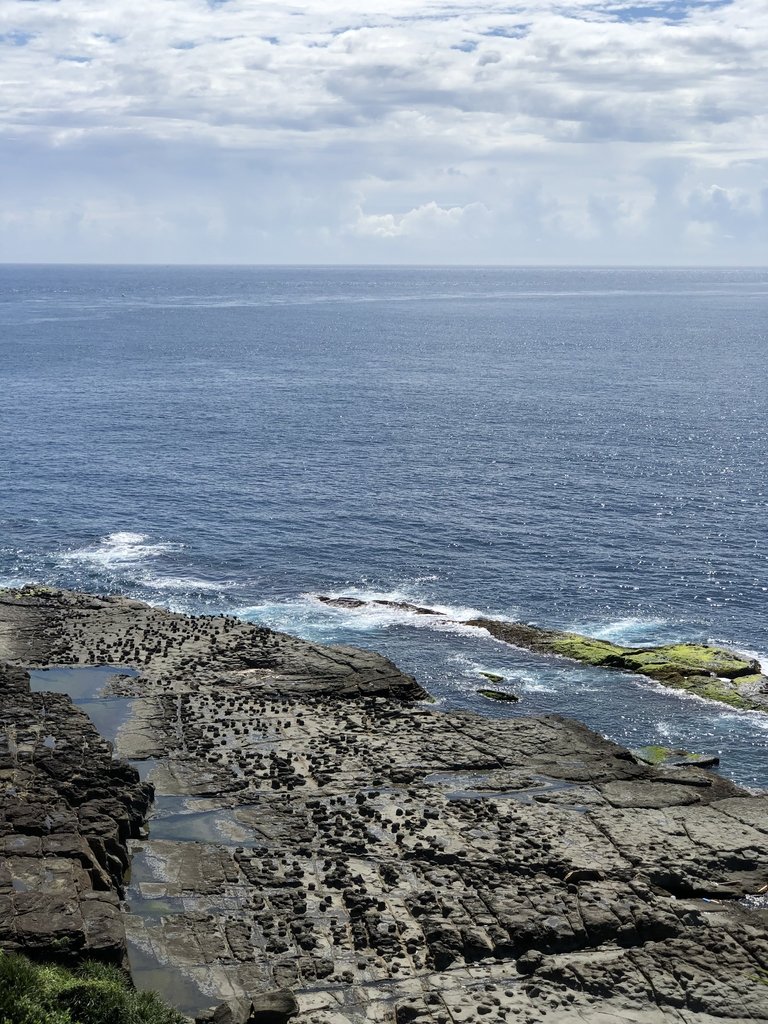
[1, 586, 767, 1023]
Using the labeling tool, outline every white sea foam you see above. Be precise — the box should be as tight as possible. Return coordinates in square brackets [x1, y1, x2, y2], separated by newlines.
[143, 574, 232, 593]
[61, 531, 177, 568]
[576, 616, 670, 646]
[235, 585, 511, 642]
[321, 586, 495, 622]
[55, 532, 235, 598]
[236, 594, 428, 637]
[449, 656, 557, 693]
[0, 574, 28, 589]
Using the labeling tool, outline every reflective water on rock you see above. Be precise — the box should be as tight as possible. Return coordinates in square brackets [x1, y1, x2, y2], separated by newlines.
[29, 665, 139, 746]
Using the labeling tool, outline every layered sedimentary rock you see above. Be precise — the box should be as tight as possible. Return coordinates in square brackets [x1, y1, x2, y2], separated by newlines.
[0, 662, 152, 963]
[1, 586, 767, 1023]
[317, 596, 768, 710]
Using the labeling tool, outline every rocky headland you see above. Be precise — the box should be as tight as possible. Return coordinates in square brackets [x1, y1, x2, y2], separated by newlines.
[316, 596, 768, 710]
[1, 585, 767, 1023]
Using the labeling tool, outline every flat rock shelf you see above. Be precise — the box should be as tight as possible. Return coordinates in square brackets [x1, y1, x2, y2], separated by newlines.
[1, 586, 767, 1023]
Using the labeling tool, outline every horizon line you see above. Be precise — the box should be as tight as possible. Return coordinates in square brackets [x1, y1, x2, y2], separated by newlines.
[1, 262, 767, 270]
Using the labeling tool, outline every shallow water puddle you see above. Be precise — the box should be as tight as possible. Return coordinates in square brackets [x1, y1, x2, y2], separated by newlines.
[28, 664, 138, 700]
[147, 797, 256, 844]
[28, 665, 227, 1012]
[124, 935, 212, 1016]
[29, 665, 140, 746]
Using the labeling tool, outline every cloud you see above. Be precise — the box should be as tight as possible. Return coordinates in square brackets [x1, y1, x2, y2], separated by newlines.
[0, 0, 765, 261]
[350, 201, 491, 238]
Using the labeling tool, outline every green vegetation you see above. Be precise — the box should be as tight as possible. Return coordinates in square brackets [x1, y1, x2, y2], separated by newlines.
[618, 643, 752, 679]
[543, 633, 763, 710]
[549, 634, 625, 666]
[0, 952, 185, 1024]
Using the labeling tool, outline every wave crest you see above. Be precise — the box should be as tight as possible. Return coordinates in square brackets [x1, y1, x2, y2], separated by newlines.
[61, 531, 177, 568]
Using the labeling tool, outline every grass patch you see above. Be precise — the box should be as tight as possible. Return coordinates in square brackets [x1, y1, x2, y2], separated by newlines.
[0, 952, 185, 1024]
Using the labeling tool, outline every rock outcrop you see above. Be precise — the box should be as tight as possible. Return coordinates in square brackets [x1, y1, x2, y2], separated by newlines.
[317, 595, 768, 710]
[1, 586, 767, 1023]
[0, 586, 426, 702]
[0, 661, 152, 964]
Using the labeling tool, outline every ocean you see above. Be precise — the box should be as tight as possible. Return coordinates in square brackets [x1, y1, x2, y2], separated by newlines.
[1, 264, 767, 788]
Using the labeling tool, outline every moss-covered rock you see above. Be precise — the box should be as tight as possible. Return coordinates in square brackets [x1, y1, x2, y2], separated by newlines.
[549, 635, 625, 666]
[478, 688, 519, 703]
[467, 619, 767, 711]
[615, 644, 755, 680]
[478, 671, 505, 683]
[630, 745, 720, 768]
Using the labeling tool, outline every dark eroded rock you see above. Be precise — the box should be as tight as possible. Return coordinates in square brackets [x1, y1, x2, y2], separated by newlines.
[0, 661, 152, 963]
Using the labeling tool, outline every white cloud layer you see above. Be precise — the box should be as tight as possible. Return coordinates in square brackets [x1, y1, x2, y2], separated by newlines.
[0, 0, 765, 262]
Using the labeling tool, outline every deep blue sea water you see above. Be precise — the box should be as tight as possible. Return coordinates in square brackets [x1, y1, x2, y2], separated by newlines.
[2, 265, 767, 787]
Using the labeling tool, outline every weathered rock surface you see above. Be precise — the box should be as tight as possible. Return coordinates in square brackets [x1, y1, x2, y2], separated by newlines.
[0, 661, 152, 963]
[317, 595, 768, 710]
[1, 586, 767, 1023]
[0, 586, 425, 701]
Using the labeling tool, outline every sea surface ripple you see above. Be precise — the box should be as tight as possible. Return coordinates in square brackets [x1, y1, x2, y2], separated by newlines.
[1, 265, 767, 787]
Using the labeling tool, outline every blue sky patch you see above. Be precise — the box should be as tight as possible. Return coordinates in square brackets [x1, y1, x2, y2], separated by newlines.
[604, 0, 732, 22]
[0, 29, 34, 46]
[482, 24, 529, 38]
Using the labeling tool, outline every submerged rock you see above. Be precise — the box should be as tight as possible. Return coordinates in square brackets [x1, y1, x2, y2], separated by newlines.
[477, 687, 519, 702]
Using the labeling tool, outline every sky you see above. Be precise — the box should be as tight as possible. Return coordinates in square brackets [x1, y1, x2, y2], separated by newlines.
[0, 0, 766, 264]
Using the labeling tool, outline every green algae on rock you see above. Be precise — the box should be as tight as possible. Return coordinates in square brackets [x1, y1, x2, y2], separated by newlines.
[477, 688, 519, 702]
[314, 595, 768, 711]
[630, 745, 720, 769]
[468, 620, 768, 711]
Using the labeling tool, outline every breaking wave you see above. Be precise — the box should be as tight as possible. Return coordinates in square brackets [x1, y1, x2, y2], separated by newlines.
[60, 531, 178, 568]
[235, 586, 507, 644]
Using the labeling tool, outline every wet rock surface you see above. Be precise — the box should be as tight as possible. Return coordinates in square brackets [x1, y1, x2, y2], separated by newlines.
[1, 586, 767, 1022]
[0, 661, 152, 963]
